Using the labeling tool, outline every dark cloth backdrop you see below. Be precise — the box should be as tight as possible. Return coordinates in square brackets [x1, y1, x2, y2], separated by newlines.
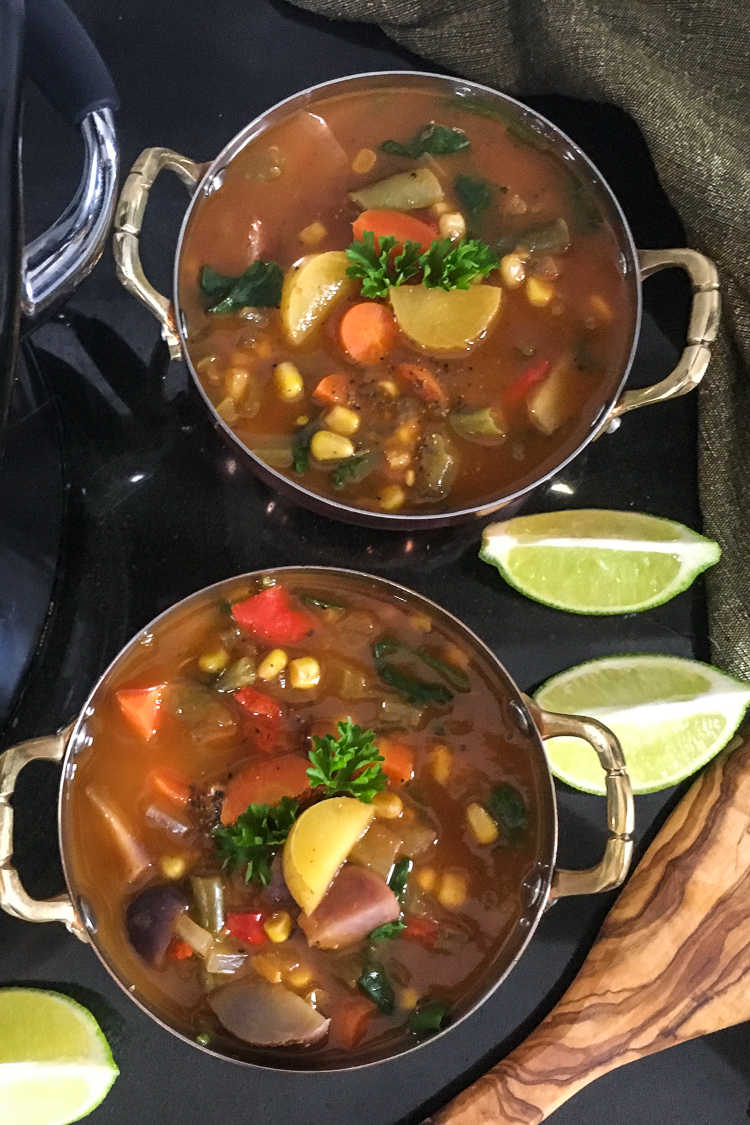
[293, 0, 750, 676]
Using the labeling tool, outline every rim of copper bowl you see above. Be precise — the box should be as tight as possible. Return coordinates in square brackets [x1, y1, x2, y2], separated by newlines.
[170, 70, 643, 528]
[58, 565, 558, 1072]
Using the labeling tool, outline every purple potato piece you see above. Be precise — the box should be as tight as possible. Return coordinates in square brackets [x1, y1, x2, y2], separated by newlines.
[209, 977, 330, 1047]
[299, 864, 400, 950]
[125, 884, 189, 966]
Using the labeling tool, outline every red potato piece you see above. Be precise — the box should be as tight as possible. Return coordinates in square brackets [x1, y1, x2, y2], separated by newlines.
[299, 863, 400, 950]
[209, 976, 330, 1048]
[221, 753, 311, 825]
[232, 586, 313, 645]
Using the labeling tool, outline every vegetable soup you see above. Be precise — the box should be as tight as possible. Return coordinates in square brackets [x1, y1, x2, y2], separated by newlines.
[178, 81, 636, 515]
[65, 571, 549, 1065]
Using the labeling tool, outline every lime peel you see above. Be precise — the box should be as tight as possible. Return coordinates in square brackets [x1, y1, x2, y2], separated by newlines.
[534, 654, 750, 795]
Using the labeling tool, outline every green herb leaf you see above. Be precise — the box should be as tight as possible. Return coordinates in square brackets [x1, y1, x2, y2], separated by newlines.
[306, 719, 387, 803]
[213, 796, 299, 885]
[345, 230, 397, 299]
[488, 783, 528, 839]
[373, 635, 457, 705]
[388, 858, 413, 905]
[421, 238, 498, 291]
[346, 232, 498, 297]
[381, 123, 469, 159]
[329, 451, 379, 491]
[300, 594, 345, 611]
[368, 920, 406, 942]
[455, 174, 493, 220]
[357, 960, 395, 1013]
[201, 261, 283, 314]
[391, 240, 423, 286]
[415, 648, 470, 692]
[292, 417, 318, 474]
[409, 1001, 448, 1035]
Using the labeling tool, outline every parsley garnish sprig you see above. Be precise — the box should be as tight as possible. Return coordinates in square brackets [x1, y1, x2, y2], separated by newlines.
[345, 232, 498, 300]
[306, 719, 387, 803]
[213, 796, 299, 885]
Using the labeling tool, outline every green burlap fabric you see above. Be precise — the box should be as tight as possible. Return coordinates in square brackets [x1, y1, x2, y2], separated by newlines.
[294, 0, 750, 676]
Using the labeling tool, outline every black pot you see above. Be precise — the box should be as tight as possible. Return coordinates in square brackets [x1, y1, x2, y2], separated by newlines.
[0, 0, 119, 442]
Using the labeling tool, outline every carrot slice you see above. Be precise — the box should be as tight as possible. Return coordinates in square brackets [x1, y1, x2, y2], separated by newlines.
[149, 769, 192, 808]
[377, 737, 415, 786]
[339, 302, 397, 365]
[312, 373, 356, 407]
[353, 209, 437, 253]
[167, 937, 195, 961]
[394, 362, 448, 409]
[333, 995, 376, 1049]
[116, 685, 165, 741]
[221, 753, 311, 825]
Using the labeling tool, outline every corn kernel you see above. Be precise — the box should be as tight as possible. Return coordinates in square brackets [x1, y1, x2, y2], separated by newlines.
[526, 276, 555, 307]
[466, 802, 500, 845]
[264, 911, 292, 943]
[588, 293, 613, 322]
[409, 613, 432, 633]
[198, 646, 230, 674]
[225, 367, 250, 404]
[310, 430, 355, 461]
[405, 469, 416, 487]
[274, 361, 304, 401]
[160, 855, 187, 880]
[254, 336, 273, 360]
[438, 211, 466, 240]
[257, 648, 288, 681]
[324, 405, 360, 437]
[289, 657, 321, 690]
[415, 867, 436, 892]
[285, 964, 313, 989]
[438, 870, 468, 909]
[298, 220, 327, 246]
[295, 415, 310, 427]
[379, 484, 406, 512]
[252, 952, 283, 984]
[352, 147, 377, 174]
[398, 988, 420, 1011]
[430, 201, 450, 216]
[500, 253, 526, 290]
[377, 379, 399, 398]
[196, 354, 220, 381]
[215, 396, 237, 424]
[372, 791, 403, 819]
[442, 643, 470, 670]
[430, 743, 453, 786]
[384, 447, 411, 470]
[395, 420, 419, 445]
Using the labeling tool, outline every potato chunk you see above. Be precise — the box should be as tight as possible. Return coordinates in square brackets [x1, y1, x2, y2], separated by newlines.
[281, 251, 357, 346]
[389, 285, 501, 353]
[283, 797, 374, 915]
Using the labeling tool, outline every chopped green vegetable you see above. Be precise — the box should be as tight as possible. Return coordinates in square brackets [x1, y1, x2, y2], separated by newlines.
[449, 405, 507, 446]
[388, 857, 413, 904]
[292, 417, 318, 474]
[357, 960, 395, 1013]
[299, 594, 345, 611]
[349, 168, 444, 211]
[419, 237, 498, 291]
[567, 174, 602, 232]
[488, 783, 528, 840]
[200, 261, 283, 314]
[215, 656, 256, 693]
[372, 635, 466, 703]
[213, 796, 299, 885]
[415, 432, 459, 501]
[409, 1001, 448, 1035]
[415, 648, 470, 692]
[455, 174, 494, 221]
[329, 451, 380, 491]
[190, 875, 225, 934]
[376, 660, 453, 706]
[381, 123, 469, 159]
[368, 920, 406, 942]
[306, 718, 387, 803]
[517, 217, 571, 254]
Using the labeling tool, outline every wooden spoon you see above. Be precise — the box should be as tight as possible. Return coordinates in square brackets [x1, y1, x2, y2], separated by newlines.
[434, 731, 750, 1124]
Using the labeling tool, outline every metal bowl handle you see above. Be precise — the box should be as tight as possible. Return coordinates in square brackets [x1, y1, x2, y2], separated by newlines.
[0, 726, 86, 940]
[113, 147, 205, 360]
[524, 697, 634, 898]
[609, 247, 720, 420]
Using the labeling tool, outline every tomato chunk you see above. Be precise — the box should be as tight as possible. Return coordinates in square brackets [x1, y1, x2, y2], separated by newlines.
[226, 911, 267, 945]
[116, 685, 165, 741]
[232, 586, 313, 645]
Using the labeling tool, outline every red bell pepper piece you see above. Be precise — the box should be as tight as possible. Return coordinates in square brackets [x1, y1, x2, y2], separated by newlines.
[502, 359, 551, 410]
[167, 937, 195, 961]
[233, 686, 283, 753]
[402, 914, 439, 948]
[232, 586, 313, 645]
[226, 911, 267, 945]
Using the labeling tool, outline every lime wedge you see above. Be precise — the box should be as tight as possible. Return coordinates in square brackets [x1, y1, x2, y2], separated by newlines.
[480, 509, 721, 614]
[535, 654, 750, 794]
[0, 989, 118, 1125]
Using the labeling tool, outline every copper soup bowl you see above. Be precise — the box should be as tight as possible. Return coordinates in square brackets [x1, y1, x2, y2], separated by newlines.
[112, 71, 718, 531]
[0, 568, 633, 1070]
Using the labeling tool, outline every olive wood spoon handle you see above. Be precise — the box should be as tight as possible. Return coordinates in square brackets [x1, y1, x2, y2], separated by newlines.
[434, 731, 750, 1124]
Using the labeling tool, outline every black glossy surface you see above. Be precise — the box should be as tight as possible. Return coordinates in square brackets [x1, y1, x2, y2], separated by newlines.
[2, 2, 747, 1122]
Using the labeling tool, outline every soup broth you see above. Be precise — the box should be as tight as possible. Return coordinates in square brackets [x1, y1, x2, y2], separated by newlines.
[65, 571, 550, 1065]
[178, 82, 635, 516]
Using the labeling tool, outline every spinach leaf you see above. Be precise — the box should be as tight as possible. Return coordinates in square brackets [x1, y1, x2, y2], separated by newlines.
[388, 858, 413, 905]
[409, 1001, 448, 1035]
[415, 648, 470, 693]
[357, 960, 395, 1013]
[455, 174, 493, 220]
[377, 661, 453, 706]
[381, 123, 469, 159]
[329, 451, 379, 491]
[200, 261, 283, 314]
[566, 174, 602, 233]
[369, 920, 406, 943]
[489, 783, 528, 840]
[292, 417, 318, 474]
[496, 217, 571, 258]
